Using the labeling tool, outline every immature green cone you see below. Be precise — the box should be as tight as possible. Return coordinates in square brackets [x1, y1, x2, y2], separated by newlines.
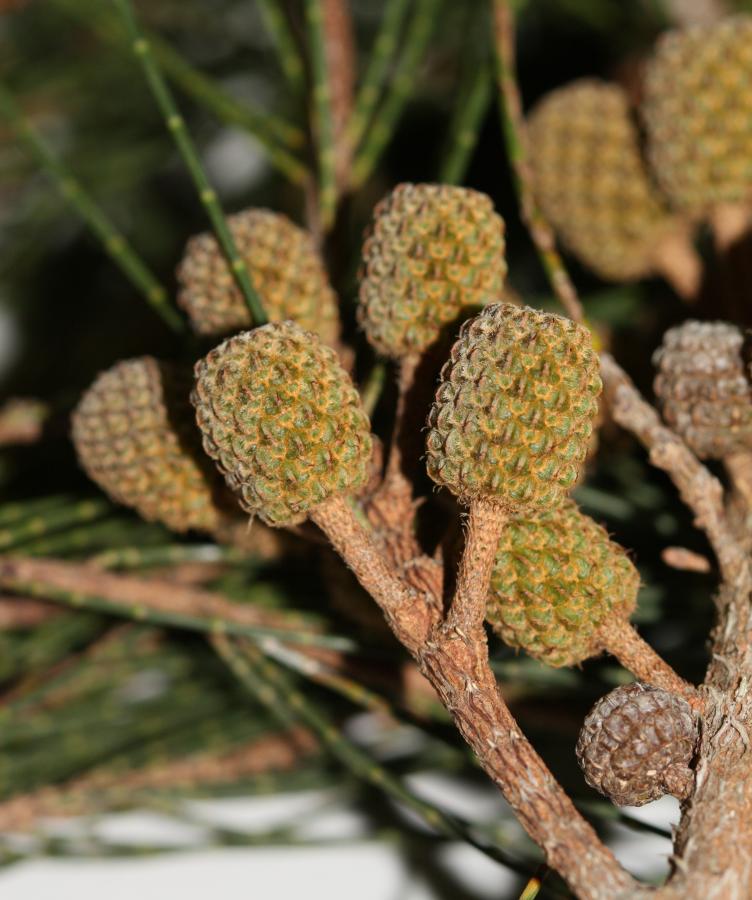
[643, 16, 752, 216]
[177, 209, 340, 343]
[486, 501, 639, 667]
[358, 183, 507, 358]
[653, 320, 752, 458]
[192, 322, 372, 526]
[72, 357, 224, 534]
[425, 304, 601, 510]
[576, 683, 698, 806]
[527, 80, 686, 283]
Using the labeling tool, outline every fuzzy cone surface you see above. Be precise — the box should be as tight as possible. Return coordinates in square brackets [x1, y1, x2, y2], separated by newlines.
[486, 500, 639, 667]
[177, 209, 340, 343]
[576, 682, 698, 807]
[358, 183, 507, 358]
[643, 15, 752, 215]
[192, 322, 372, 526]
[527, 79, 680, 281]
[72, 357, 223, 534]
[653, 320, 752, 459]
[425, 303, 601, 510]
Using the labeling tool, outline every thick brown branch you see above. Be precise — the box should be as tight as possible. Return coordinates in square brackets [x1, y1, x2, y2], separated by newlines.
[311, 496, 437, 654]
[313, 494, 636, 898]
[648, 566, 752, 900]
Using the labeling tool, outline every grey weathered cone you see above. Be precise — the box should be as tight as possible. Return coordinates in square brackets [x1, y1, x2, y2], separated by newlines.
[653, 320, 752, 459]
[576, 682, 698, 807]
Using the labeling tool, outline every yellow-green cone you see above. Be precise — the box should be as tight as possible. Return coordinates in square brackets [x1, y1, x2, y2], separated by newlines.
[192, 322, 373, 526]
[527, 79, 681, 282]
[177, 208, 341, 343]
[643, 16, 752, 216]
[487, 501, 639, 667]
[358, 183, 507, 358]
[72, 357, 224, 534]
[425, 304, 601, 511]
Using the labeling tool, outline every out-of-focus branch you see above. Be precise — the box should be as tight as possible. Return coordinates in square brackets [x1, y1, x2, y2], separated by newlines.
[0, 727, 318, 833]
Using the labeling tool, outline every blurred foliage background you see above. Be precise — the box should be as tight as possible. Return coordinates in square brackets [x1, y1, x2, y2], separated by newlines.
[0, 1, 748, 897]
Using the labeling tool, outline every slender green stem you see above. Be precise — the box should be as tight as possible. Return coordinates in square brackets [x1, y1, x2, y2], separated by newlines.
[303, 0, 338, 231]
[360, 361, 388, 418]
[214, 636, 534, 876]
[346, 0, 411, 152]
[439, 60, 492, 184]
[112, 0, 268, 326]
[0, 82, 184, 333]
[0, 500, 111, 553]
[491, 0, 584, 322]
[90, 543, 249, 570]
[0, 496, 71, 529]
[52, 0, 307, 165]
[350, 0, 441, 189]
[256, 638, 392, 716]
[256, 0, 306, 99]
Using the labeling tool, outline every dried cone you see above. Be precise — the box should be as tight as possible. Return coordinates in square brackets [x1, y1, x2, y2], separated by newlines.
[653, 320, 752, 459]
[192, 322, 373, 526]
[486, 501, 639, 667]
[177, 209, 340, 343]
[643, 17, 752, 220]
[577, 682, 698, 806]
[358, 183, 507, 359]
[425, 303, 601, 511]
[527, 79, 694, 287]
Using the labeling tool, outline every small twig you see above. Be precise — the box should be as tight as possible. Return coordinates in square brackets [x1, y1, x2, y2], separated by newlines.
[446, 500, 506, 636]
[0, 80, 184, 333]
[662, 546, 712, 574]
[652, 230, 703, 303]
[0, 399, 47, 447]
[597, 621, 701, 708]
[112, 0, 267, 326]
[710, 203, 751, 254]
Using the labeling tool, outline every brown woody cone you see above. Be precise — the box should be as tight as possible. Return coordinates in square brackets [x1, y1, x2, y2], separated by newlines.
[576, 682, 698, 807]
